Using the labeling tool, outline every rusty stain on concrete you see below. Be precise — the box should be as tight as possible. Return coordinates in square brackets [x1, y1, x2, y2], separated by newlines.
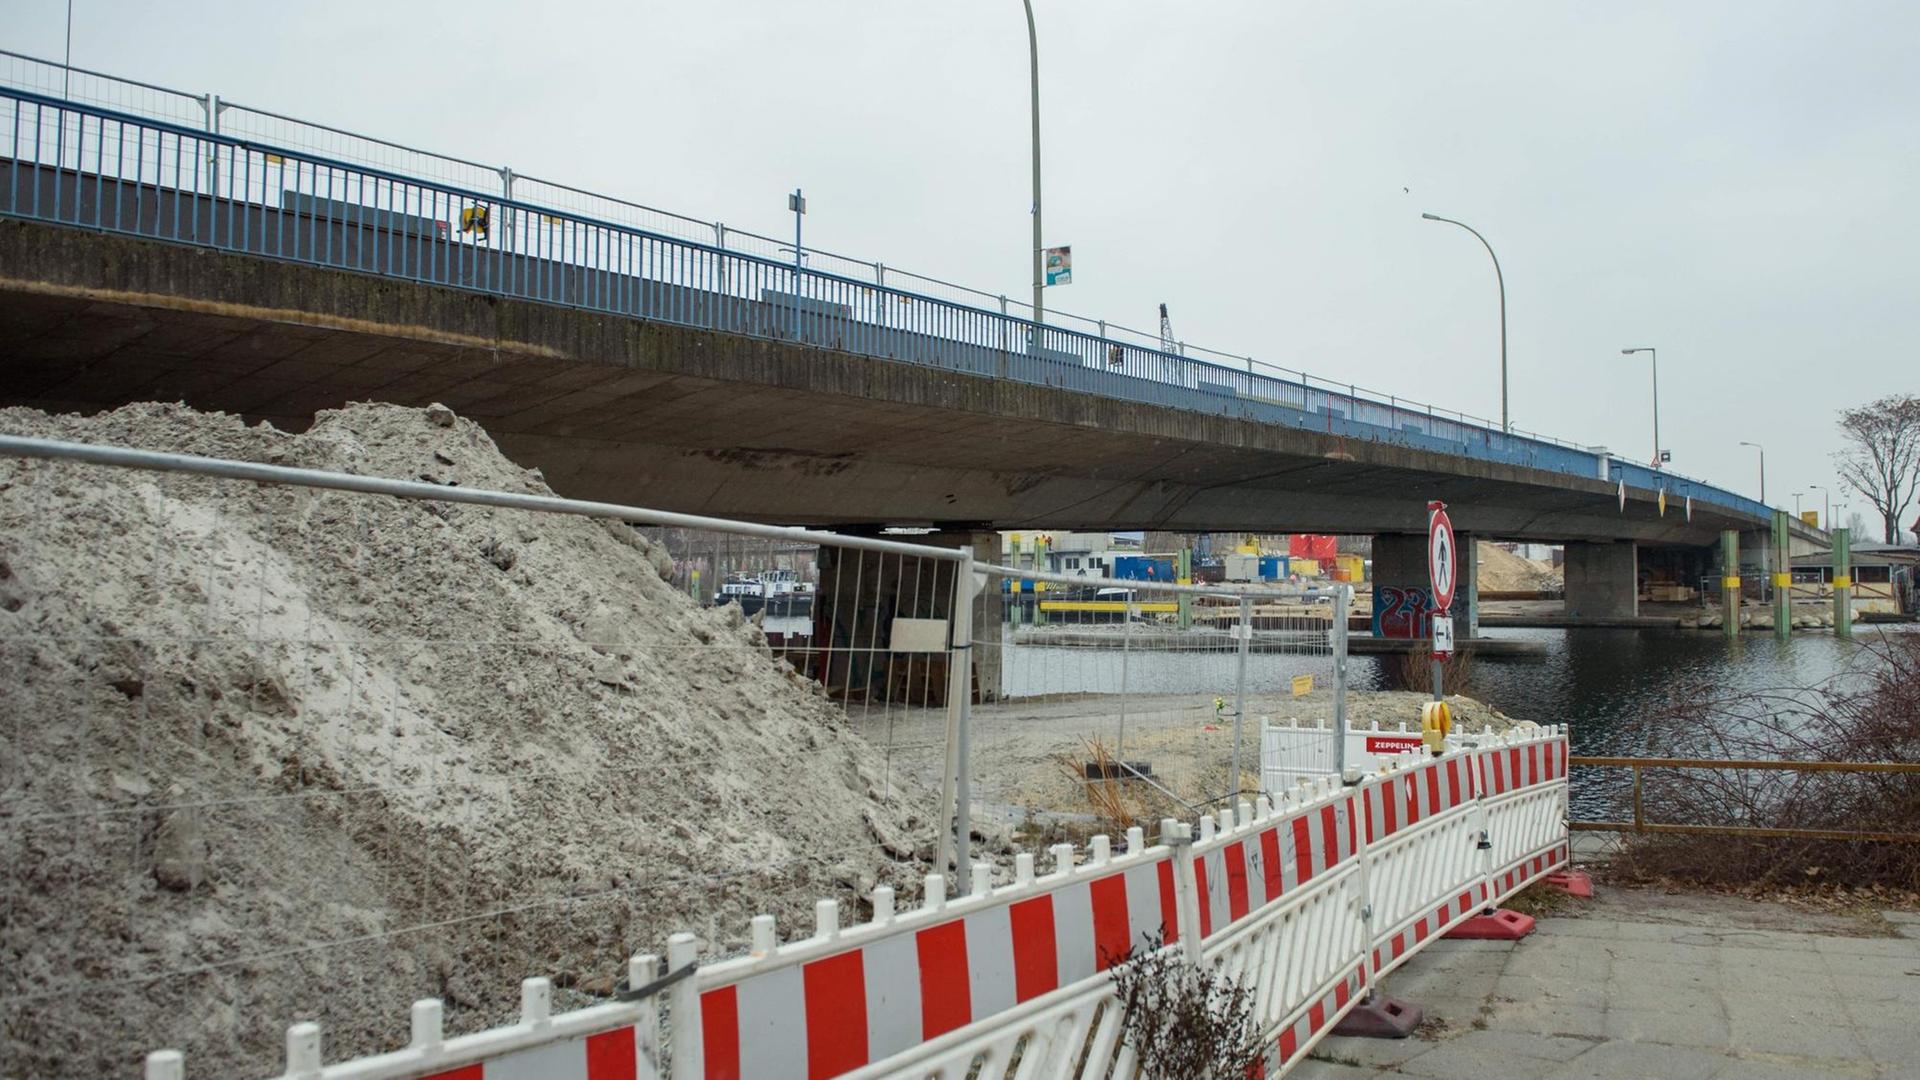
[0, 276, 567, 360]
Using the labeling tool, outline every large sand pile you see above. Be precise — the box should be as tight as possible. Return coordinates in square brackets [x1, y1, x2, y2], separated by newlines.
[0, 403, 928, 1077]
[1476, 542, 1563, 594]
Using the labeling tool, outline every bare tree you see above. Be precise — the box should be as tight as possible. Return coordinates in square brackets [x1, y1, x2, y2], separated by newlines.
[1834, 394, 1920, 543]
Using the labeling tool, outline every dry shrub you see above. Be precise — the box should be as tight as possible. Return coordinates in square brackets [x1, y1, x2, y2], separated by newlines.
[1604, 633, 1920, 891]
[1108, 933, 1264, 1079]
[1057, 737, 1156, 838]
[1389, 643, 1478, 697]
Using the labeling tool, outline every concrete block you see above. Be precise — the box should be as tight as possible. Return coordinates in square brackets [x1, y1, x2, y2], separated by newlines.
[1544, 870, 1594, 898]
[1446, 908, 1536, 940]
[1330, 994, 1423, 1038]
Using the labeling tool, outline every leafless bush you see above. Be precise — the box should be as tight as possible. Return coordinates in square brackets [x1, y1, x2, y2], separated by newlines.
[1107, 933, 1264, 1079]
[1388, 644, 1479, 698]
[1605, 633, 1920, 891]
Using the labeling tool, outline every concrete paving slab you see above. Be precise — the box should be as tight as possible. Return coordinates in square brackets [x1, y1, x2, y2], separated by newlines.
[1536, 1039, 1727, 1079]
[1853, 1024, 1920, 1067]
[1309, 1032, 1435, 1068]
[1286, 1059, 1381, 1080]
[1396, 1039, 1570, 1080]
[1493, 973, 1609, 1010]
[1602, 1005, 1732, 1050]
[1710, 1058, 1878, 1079]
[1811, 933, 1920, 957]
[1880, 910, 1920, 926]
[1347, 887, 1919, 1080]
[1726, 1012, 1873, 1060]
[1481, 998, 1608, 1040]
[1721, 988, 1850, 1027]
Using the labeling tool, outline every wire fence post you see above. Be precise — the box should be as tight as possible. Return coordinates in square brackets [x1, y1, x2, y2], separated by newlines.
[1334, 583, 1352, 778]
[1230, 594, 1252, 795]
[938, 550, 976, 887]
[1115, 595, 1135, 760]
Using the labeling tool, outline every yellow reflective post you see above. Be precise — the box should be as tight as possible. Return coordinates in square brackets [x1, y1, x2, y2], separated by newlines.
[1420, 699, 1452, 752]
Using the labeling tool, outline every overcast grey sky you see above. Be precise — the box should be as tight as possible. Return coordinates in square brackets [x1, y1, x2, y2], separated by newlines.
[10, 1, 1917, 525]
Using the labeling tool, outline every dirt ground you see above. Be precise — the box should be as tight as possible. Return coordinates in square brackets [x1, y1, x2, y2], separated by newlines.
[855, 686, 1522, 830]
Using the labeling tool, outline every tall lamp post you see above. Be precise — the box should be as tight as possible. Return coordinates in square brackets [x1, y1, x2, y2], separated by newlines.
[1792, 491, 1804, 515]
[1421, 213, 1509, 433]
[1621, 347, 1662, 468]
[1809, 484, 1829, 529]
[1022, 0, 1044, 326]
[1739, 440, 1766, 504]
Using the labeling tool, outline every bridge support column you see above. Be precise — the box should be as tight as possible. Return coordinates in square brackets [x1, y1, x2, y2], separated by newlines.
[1833, 527, 1852, 640]
[1564, 541, 1639, 620]
[1368, 533, 1476, 638]
[815, 530, 1002, 705]
[1720, 529, 1741, 637]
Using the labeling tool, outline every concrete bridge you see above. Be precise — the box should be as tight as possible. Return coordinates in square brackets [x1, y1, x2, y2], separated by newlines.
[0, 83, 1823, 628]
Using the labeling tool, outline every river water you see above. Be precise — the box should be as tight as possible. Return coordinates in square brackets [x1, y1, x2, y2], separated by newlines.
[999, 625, 1911, 757]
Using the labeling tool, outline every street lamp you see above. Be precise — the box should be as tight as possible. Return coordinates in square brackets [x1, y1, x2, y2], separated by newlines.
[1738, 440, 1766, 504]
[1421, 213, 1509, 433]
[1022, 0, 1044, 326]
[1621, 348, 1662, 468]
[1792, 491, 1804, 515]
[1809, 484, 1829, 529]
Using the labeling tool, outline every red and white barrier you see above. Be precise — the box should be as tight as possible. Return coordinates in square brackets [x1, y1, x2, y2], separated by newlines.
[152, 729, 1568, 1080]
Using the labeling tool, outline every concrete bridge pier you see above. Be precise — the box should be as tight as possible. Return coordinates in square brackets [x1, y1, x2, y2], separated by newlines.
[813, 529, 1002, 704]
[1564, 541, 1639, 620]
[1368, 532, 1479, 639]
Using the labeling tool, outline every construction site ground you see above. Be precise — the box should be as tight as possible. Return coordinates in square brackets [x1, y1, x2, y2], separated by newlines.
[854, 688, 1519, 829]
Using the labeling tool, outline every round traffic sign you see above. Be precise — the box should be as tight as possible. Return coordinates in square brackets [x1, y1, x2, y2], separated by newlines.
[1428, 505, 1457, 613]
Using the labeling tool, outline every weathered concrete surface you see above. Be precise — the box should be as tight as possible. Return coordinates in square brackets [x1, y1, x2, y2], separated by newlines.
[1300, 891, 1920, 1079]
[0, 219, 1783, 544]
[1564, 542, 1640, 620]
[1371, 532, 1481, 637]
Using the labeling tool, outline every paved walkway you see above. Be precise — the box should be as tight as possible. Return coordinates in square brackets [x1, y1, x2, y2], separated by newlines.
[1298, 896, 1920, 1079]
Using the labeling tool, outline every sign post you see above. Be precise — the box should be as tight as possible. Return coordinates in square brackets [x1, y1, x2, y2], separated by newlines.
[1427, 501, 1457, 703]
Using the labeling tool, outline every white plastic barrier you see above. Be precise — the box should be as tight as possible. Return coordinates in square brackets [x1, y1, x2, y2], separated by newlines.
[1260, 717, 1430, 791]
[153, 730, 1568, 1080]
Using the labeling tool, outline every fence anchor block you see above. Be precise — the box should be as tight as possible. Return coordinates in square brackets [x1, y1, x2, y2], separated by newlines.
[1330, 992, 1424, 1038]
[1543, 870, 1593, 898]
[1443, 908, 1536, 940]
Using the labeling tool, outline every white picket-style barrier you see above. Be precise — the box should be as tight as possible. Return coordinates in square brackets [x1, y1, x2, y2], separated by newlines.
[148, 727, 1569, 1080]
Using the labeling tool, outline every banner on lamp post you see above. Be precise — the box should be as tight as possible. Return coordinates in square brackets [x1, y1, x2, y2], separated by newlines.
[1044, 245, 1072, 286]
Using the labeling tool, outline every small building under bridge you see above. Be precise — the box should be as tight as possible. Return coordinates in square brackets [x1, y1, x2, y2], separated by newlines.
[1791, 543, 1919, 615]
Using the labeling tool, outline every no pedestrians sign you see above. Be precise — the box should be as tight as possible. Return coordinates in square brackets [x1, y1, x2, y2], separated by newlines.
[1428, 501, 1457, 658]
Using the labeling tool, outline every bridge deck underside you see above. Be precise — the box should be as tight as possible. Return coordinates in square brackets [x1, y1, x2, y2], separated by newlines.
[0, 219, 1768, 545]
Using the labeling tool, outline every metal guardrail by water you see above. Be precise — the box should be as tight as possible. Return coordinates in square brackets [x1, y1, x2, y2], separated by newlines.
[0, 50, 1770, 520]
[1570, 756, 1920, 844]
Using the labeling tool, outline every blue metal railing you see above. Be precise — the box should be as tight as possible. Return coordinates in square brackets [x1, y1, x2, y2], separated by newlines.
[0, 85, 1767, 521]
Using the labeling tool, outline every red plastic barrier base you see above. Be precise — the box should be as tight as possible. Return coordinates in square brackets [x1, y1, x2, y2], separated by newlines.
[1544, 870, 1594, 898]
[1330, 993, 1424, 1038]
[1443, 908, 1536, 940]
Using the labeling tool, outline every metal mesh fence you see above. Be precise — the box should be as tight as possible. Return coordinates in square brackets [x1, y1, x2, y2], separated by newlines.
[949, 567, 1350, 845]
[0, 440, 955, 1077]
